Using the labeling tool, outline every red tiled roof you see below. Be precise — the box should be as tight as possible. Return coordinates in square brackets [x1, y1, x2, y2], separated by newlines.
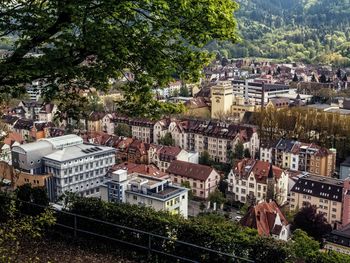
[167, 160, 215, 181]
[240, 201, 288, 237]
[110, 162, 168, 179]
[235, 159, 283, 183]
[3, 132, 24, 146]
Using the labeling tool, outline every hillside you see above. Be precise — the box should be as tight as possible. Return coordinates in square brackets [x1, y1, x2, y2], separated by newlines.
[207, 0, 350, 66]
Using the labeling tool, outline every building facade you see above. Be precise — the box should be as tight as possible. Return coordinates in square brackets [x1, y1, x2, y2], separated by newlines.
[167, 160, 220, 199]
[100, 169, 188, 218]
[11, 134, 116, 200]
[290, 174, 345, 225]
[260, 139, 336, 177]
[227, 159, 288, 205]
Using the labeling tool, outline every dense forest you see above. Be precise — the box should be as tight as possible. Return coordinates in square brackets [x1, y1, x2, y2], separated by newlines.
[206, 0, 350, 66]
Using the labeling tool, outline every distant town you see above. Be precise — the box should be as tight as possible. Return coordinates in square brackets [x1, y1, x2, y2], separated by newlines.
[1, 58, 350, 258]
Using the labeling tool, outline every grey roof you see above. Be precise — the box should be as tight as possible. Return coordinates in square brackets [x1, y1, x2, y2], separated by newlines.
[290, 174, 343, 202]
[43, 143, 115, 162]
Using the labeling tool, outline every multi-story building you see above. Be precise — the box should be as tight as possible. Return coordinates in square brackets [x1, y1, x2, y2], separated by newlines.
[116, 117, 259, 164]
[114, 116, 155, 144]
[260, 139, 336, 177]
[290, 174, 345, 225]
[38, 103, 57, 123]
[232, 80, 295, 105]
[100, 169, 188, 218]
[11, 134, 116, 200]
[148, 144, 198, 172]
[167, 160, 220, 199]
[227, 159, 288, 205]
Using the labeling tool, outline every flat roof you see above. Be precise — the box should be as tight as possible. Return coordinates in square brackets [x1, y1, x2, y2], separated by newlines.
[43, 143, 115, 162]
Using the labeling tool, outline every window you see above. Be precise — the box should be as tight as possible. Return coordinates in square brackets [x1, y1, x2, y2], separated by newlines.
[133, 195, 137, 200]
[332, 208, 337, 212]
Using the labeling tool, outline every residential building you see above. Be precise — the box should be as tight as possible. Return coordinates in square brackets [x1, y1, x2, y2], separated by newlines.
[18, 100, 43, 120]
[211, 81, 234, 119]
[325, 224, 350, 255]
[290, 174, 344, 224]
[227, 159, 288, 205]
[109, 162, 169, 179]
[148, 144, 198, 172]
[117, 116, 259, 164]
[11, 134, 116, 200]
[340, 157, 350, 180]
[240, 200, 290, 241]
[167, 160, 220, 199]
[260, 139, 336, 177]
[38, 103, 57, 123]
[0, 132, 24, 164]
[100, 169, 188, 218]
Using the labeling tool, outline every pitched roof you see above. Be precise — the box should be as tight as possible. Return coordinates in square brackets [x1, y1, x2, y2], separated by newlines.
[39, 103, 55, 114]
[167, 160, 215, 181]
[3, 132, 24, 146]
[234, 159, 283, 183]
[240, 201, 288, 237]
[110, 162, 168, 179]
[290, 174, 343, 202]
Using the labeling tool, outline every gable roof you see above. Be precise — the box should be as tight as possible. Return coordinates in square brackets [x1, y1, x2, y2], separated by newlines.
[234, 158, 283, 183]
[240, 201, 288, 237]
[167, 160, 215, 181]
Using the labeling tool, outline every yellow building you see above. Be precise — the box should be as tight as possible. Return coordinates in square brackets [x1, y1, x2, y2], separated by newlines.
[211, 81, 233, 119]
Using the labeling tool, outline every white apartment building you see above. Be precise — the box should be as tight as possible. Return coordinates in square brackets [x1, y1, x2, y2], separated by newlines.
[227, 159, 288, 205]
[100, 169, 188, 218]
[232, 80, 295, 105]
[12, 134, 116, 200]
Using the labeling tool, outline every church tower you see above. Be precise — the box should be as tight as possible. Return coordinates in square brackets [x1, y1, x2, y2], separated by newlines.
[210, 81, 233, 119]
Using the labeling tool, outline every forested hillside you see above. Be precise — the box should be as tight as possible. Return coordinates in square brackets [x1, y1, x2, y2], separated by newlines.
[207, 0, 350, 66]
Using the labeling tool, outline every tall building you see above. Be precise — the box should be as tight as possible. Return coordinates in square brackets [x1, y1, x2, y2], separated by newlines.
[211, 81, 233, 119]
[11, 134, 116, 200]
[100, 169, 188, 218]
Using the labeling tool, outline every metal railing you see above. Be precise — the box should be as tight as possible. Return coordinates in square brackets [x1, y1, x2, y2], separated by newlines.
[3, 197, 254, 263]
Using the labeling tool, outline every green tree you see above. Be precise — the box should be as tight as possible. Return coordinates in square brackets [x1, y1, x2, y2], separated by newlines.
[114, 123, 132, 137]
[290, 229, 320, 261]
[243, 148, 251, 158]
[199, 150, 212, 165]
[0, 0, 239, 118]
[158, 132, 175, 146]
[208, 189, 226, 207]
[181, 181, 193, 200]
[179, 85, 190, 97]
[233, 141, 244, 160]
[292, 202, 332, 241]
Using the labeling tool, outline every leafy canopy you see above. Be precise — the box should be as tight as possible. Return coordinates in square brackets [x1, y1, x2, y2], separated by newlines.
[0, 0, 239, 118]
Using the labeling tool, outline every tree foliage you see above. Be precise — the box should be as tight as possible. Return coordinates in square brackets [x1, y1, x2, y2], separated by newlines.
[114, 123, 131, 137]
[292, 203, 332, 242]
[158, 132, 175, 146]
[0, 0, 239, 118]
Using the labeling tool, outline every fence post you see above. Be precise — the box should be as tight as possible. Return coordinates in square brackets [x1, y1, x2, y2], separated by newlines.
[74, 214, 77, 237]
[148, 234, 152, 259]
